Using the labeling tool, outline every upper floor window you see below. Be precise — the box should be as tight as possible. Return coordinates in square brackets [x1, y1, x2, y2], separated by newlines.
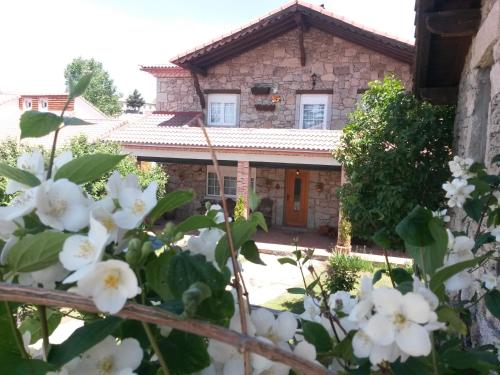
[299, 94, 328, 129]
[23, 98, 32, 111]
[39, 97, 48, 112]
[207, 94, 239, 126]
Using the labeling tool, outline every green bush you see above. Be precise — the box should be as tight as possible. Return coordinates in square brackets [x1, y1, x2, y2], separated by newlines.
[63, 135, 167, 199]
[233, 196, 246, 221]
[333, 77, 454, 247]
[325, 253, 373, 293]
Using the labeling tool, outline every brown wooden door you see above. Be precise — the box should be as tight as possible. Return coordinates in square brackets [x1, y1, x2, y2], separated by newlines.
[284, 169, 309, 227]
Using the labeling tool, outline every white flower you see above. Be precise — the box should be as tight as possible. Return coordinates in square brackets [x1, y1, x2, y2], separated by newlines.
[442, 178, 475, 208]
[187, 228, 224, 264]
[329, 291, 358, 316]
[491, 226, 500, 242]
[443, 236, 475, 292]
[363, 288, 436, 357]
[412, 277, 439, 310]
[207, 204, 226, 224]
[0, 217, 22, 241]
[432, 209, 450, 223]
[35, 179, 90, 232]
[113, 182, 157, 229]
[60, 217, 109, 283]
[106, 171, 140, 199]
[18, 262, 69, 289]
[481, 271, 498, 291]
[74, 260, 140, 314]
[6, 150, 45, 194]
[0, 187, 38, 221]
[91, 198, 122, 245]
[73, 336, 143, 375]
[448, 156, 475, 179]
[251, 309, 297, 343]
[300, 295, 322, 322]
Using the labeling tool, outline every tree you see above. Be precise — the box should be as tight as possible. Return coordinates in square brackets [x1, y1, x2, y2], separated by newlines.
[64, 57, 121, 116]
[126, 89, 145, 113]
[333, 77, 455, 247]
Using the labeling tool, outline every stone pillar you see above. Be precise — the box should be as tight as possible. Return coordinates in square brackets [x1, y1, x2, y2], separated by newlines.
[236, 160, 250, 218]
[335, 166, 352, 253]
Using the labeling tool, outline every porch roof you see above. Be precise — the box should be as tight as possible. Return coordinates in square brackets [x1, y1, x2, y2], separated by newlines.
[107, 113, 341, 153]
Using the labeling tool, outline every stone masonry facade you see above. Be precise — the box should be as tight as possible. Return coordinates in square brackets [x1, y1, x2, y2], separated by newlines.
[157, 28, 411, 130]
[451, 0, 500, 344]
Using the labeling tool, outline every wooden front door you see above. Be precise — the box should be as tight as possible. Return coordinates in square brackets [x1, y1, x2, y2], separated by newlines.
[284, 169, 309, 227]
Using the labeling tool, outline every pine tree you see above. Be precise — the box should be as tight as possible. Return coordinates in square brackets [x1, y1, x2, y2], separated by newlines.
[126, 89, 146, 113]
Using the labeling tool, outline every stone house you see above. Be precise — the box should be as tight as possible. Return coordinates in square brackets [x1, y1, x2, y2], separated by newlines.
[111, 1, 413, 230]
[414, 0, 499, 343]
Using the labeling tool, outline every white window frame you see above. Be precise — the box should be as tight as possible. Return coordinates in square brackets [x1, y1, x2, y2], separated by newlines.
[205, 165, 256, 199]
[39, 97, 48, 112]
[299, 94, 329, 129]
[207, 94, 239, 126]
[23, 98, 32, 111]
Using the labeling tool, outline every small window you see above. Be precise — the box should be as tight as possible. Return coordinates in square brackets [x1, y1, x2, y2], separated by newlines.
[207, 172, 220, 196]
[207, 94, 239, 126]
[39, 97, 48, 112]
[23, 98, 32, 111]
[299, 94, 328, 129]
[223, 176, 237, 196]
[206, 166, 256, 198]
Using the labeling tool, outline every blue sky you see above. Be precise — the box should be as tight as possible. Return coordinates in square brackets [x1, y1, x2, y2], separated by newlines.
[0, 0, 415, 102]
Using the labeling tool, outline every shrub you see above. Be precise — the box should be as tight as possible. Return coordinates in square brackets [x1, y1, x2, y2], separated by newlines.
[233, 196, 246, 221]
[325, 252, 373, 293]
[63, 135, 167, 199]
[333, 76, 455, 247]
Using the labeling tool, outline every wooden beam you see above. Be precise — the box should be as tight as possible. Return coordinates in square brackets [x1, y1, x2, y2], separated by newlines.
[425, 9, 481, 37]
[190, 71, 206, 109]
[419, 86, 458, 104]
[294, 13, 307, 66]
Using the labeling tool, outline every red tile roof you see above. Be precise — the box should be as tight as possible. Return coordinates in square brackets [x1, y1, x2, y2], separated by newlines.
[106, 113, 341, 152]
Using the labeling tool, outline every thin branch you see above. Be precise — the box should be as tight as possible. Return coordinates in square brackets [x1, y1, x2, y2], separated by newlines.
[197, 118, 252, 374]
[46, 126, 61, 180]
[141, 321, 170, 375]
[0, 284, 333, 375]
[37, 305, 49, 360]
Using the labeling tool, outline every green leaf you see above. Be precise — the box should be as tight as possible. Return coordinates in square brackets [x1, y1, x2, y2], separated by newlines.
[0, 163, 41, 187]
[2, 359, 56, 374]
[391, 268, 413, 284]
[372, 269, 386, 285]
[405, 217, 447, 276]
[54, 153, 125, 185]
[396, 206, 434, 247]
[332, 331, 355, 362]
[250, 211, 268, 232]
[215, 220, 257, 267]
[197, 290, 235, 324]
[287, 287, 306, 294]
[473, 232, 495, 252]
[492, 154, 500, 165]
[463, 198, 484, 222]
[19, 309, 62, 344]
[145, 251, 174, 301]
[182, 282, 212, 318]
[167, 252, 226, 299]
[5, 232, 71, 273]
[392, 357, 434, 375]
[240, 240, 266, 265]
[0, 302, 23, 361]
[372, 228, 391, 249]
[248, 189, 261, 211]
[437, 306, 467, 335]
[277, 257, 297, 266]
[159, 330, 210, 374]
[48, 316, 122, 366]
[485, 289, 500, 319]
[69, 73, 93, 99]
[63, 117, 93, 126]
[173, 215, 216, 236]
[430, 253, 491, 293]
[301, 320, 332, 353]
[20, 111, 62, 139]
[149, 190, 195, 224]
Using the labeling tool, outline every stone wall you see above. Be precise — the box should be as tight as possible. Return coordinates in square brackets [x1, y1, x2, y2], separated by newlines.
[157, 28, 411, 130]
[451, 0, 500, 344]
[255, 168, 286, 225]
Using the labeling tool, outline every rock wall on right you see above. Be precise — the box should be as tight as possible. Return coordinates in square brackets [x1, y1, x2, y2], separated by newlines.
[452, 0, 500, 344]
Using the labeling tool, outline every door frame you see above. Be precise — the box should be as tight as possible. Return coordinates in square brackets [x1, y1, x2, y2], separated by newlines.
[283, 169, 309, 227]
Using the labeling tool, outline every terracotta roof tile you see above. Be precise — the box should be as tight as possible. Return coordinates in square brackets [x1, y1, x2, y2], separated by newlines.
[107, 113, 341, 152]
